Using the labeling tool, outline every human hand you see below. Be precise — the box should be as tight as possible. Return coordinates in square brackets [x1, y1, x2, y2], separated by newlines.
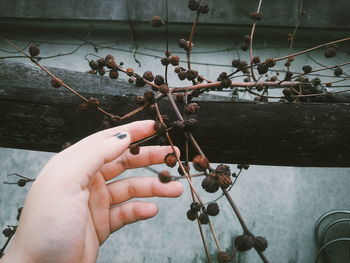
[1, 120, 183, 263]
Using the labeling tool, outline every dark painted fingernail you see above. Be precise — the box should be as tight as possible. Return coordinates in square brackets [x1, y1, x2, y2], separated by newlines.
[115, 132, 127, 139]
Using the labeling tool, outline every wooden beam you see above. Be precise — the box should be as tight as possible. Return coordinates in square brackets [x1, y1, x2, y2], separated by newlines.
[1, 60, 350, 167]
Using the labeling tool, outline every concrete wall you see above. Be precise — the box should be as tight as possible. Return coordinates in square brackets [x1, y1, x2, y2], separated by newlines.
[1, 1, 350, 262]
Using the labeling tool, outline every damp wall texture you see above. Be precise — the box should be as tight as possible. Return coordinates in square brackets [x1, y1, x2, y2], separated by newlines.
[0, 0, 350, 262]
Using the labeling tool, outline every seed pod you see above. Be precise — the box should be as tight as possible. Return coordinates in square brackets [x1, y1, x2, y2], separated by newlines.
[126, 68, 134, 76]
[154, 75, 165, 86]
[151, 16, 164, 27]
[217, 251, 232, 263]
[143, 90, 155, 102]
[193, 155, 209, 171]
[169, 56, 180, 66]
[190, 202, 201, 212]
[17, 179, 27, 187]
[143, 71, 154, 82]
[186, 209, 197, 221]
[334, 67, 343, 77]
[178, 39, 190, 51]
[324, 47, 337, 58]
[198, 213, 209, 224]
[178, 162, 190, 176]
[129, 144, 140, 155]
[240, 42, 249, 51]
[154, 121, 167, 135]
[174, 66, 181, 73]
[186, 69, 199, 81]
[87, 97, 100, 108]
[89, 60, 99, 70]
[188, 0, 200, 11]
[235, 234, 255, 251]
[161, 57, 170, 66]
[270, 76, 277, 82]
[256, 84, 264, 92]
[250, 12, 263, 21]
[178, 70, 187, 80]
[218, 174, 232, 188]
[232, 59, 241, 68]
[51, 78, 61, 88]
[164, 153, 177, 168]
[185, 103, 200, 114]
[201, 176, 219, 193]
[254, 236, 268, 252]
[284, 61, 291, 67]
[197, 75, 204, 82]
[199, 3, 209, 14]
[302, 65, 312, 74]
[252, 56, 261, 64]
[165, 50, 171, 57]
[207, 203, 220, 216]
[109, 70, 119, 79]
[265, 58, 276, 68]
[237, 164, 250, 170]
[106, 58, 117, 69]
[215, 164, 231, 176]
[158, 170, 172, 183]
[29, 44, 40, 57]
[2, 228, 14, 238]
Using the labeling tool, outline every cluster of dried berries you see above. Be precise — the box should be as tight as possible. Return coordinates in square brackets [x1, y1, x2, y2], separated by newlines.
[257, 58, 277, 75]
[79, 97, 100, 112]
[232, 59, 249, 74]
[217, 72, 232, 90]
[87, 54, 121, 78]
[235, 234, 268, 252]
[201, 164, 233, 193]
[186, 201, 220, 223]
[158, 170, 172, 183]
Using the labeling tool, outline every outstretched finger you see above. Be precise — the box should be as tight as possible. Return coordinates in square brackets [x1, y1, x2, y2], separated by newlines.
[109, 201, 158, 233]
[107, 177, 183, 206]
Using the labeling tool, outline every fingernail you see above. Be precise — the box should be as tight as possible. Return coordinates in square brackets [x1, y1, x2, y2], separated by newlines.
[114, 132, 127, 139]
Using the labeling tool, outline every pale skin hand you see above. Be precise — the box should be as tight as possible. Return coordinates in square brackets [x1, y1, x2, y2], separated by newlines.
[1, 120, 183, 263]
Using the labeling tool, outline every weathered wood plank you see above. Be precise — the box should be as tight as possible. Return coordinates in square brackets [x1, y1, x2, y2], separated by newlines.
[1, 61, 350, 167]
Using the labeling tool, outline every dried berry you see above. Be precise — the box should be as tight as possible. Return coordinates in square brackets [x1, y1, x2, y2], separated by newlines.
[51, 78, 61, 88]
[174, 66, 182, 73]
[126, 68, 134, 76]
[256, 84, 264, 91]
[89, 60, 99, 70]
[284, 71, 293, 81]
[265, 58, 276, 68]
[186, 69, 199, 81]
[186, 209, 197, 221]
[243, 34, 251, 43]
[185, 103, 200, 114]
[201, 176, 219, 193]
[199, 3, 209, 14]
[129, 144, 140, 155]
[217, 72, 232, 89]
[235, 234, 255, 251]
[2, 228, 14, 238]
[257, 63, 269, 75]
[217, 251, 232, 263]
[176, 93, 185, 102]
[250, 12, 263, 21]
[178, 70, 187, 80]
[232, 59, 241, 68]
[128, 78, 134, 84]
[198, 213, 209, 224]
[240, 42, 249, 51]
[164, 152, 177, 168]
[270, 76, 277, 82]
[79, 102, 89, 112]
[169, 56, 180, 66]
[254, 236, 268, 252]
[158, 84, 169, 94]
[324, 46, 337, 58]
[252, 56, 261, 64]
[29, 44, 40, 57]
[284, 61, 291, 67]
[109, 70, 119, 79]
[161, 57, 170, 66]
[334, 67, 343, 77]
[98, 67, 106, 76]
[97, 58, 106, 68]
[188, 0, 200, 11]
[154, 75, 165, 85]
[151, 16, 164, 27]
[311, 77, 321, 87]
[178, 39, 189, 51]
[105, 57, 117, 69]
[143, 90, 155, 102]
[197, 75, 204, 82]
[178, 162, 190, 176]
[215, 164, 231, 176]
[154, 121, 167, 135]
[302, 65, 312, 74]
[17, 179, 27, 187]
[190, 202, 201, 212]
[165, 50, 171, 57]
[207, 203, 220, 216]
[158, 170, 172, 183]
[217, 174, 232, 188]
[88, 97, 100, 108]
[135, 76, 146, 87]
